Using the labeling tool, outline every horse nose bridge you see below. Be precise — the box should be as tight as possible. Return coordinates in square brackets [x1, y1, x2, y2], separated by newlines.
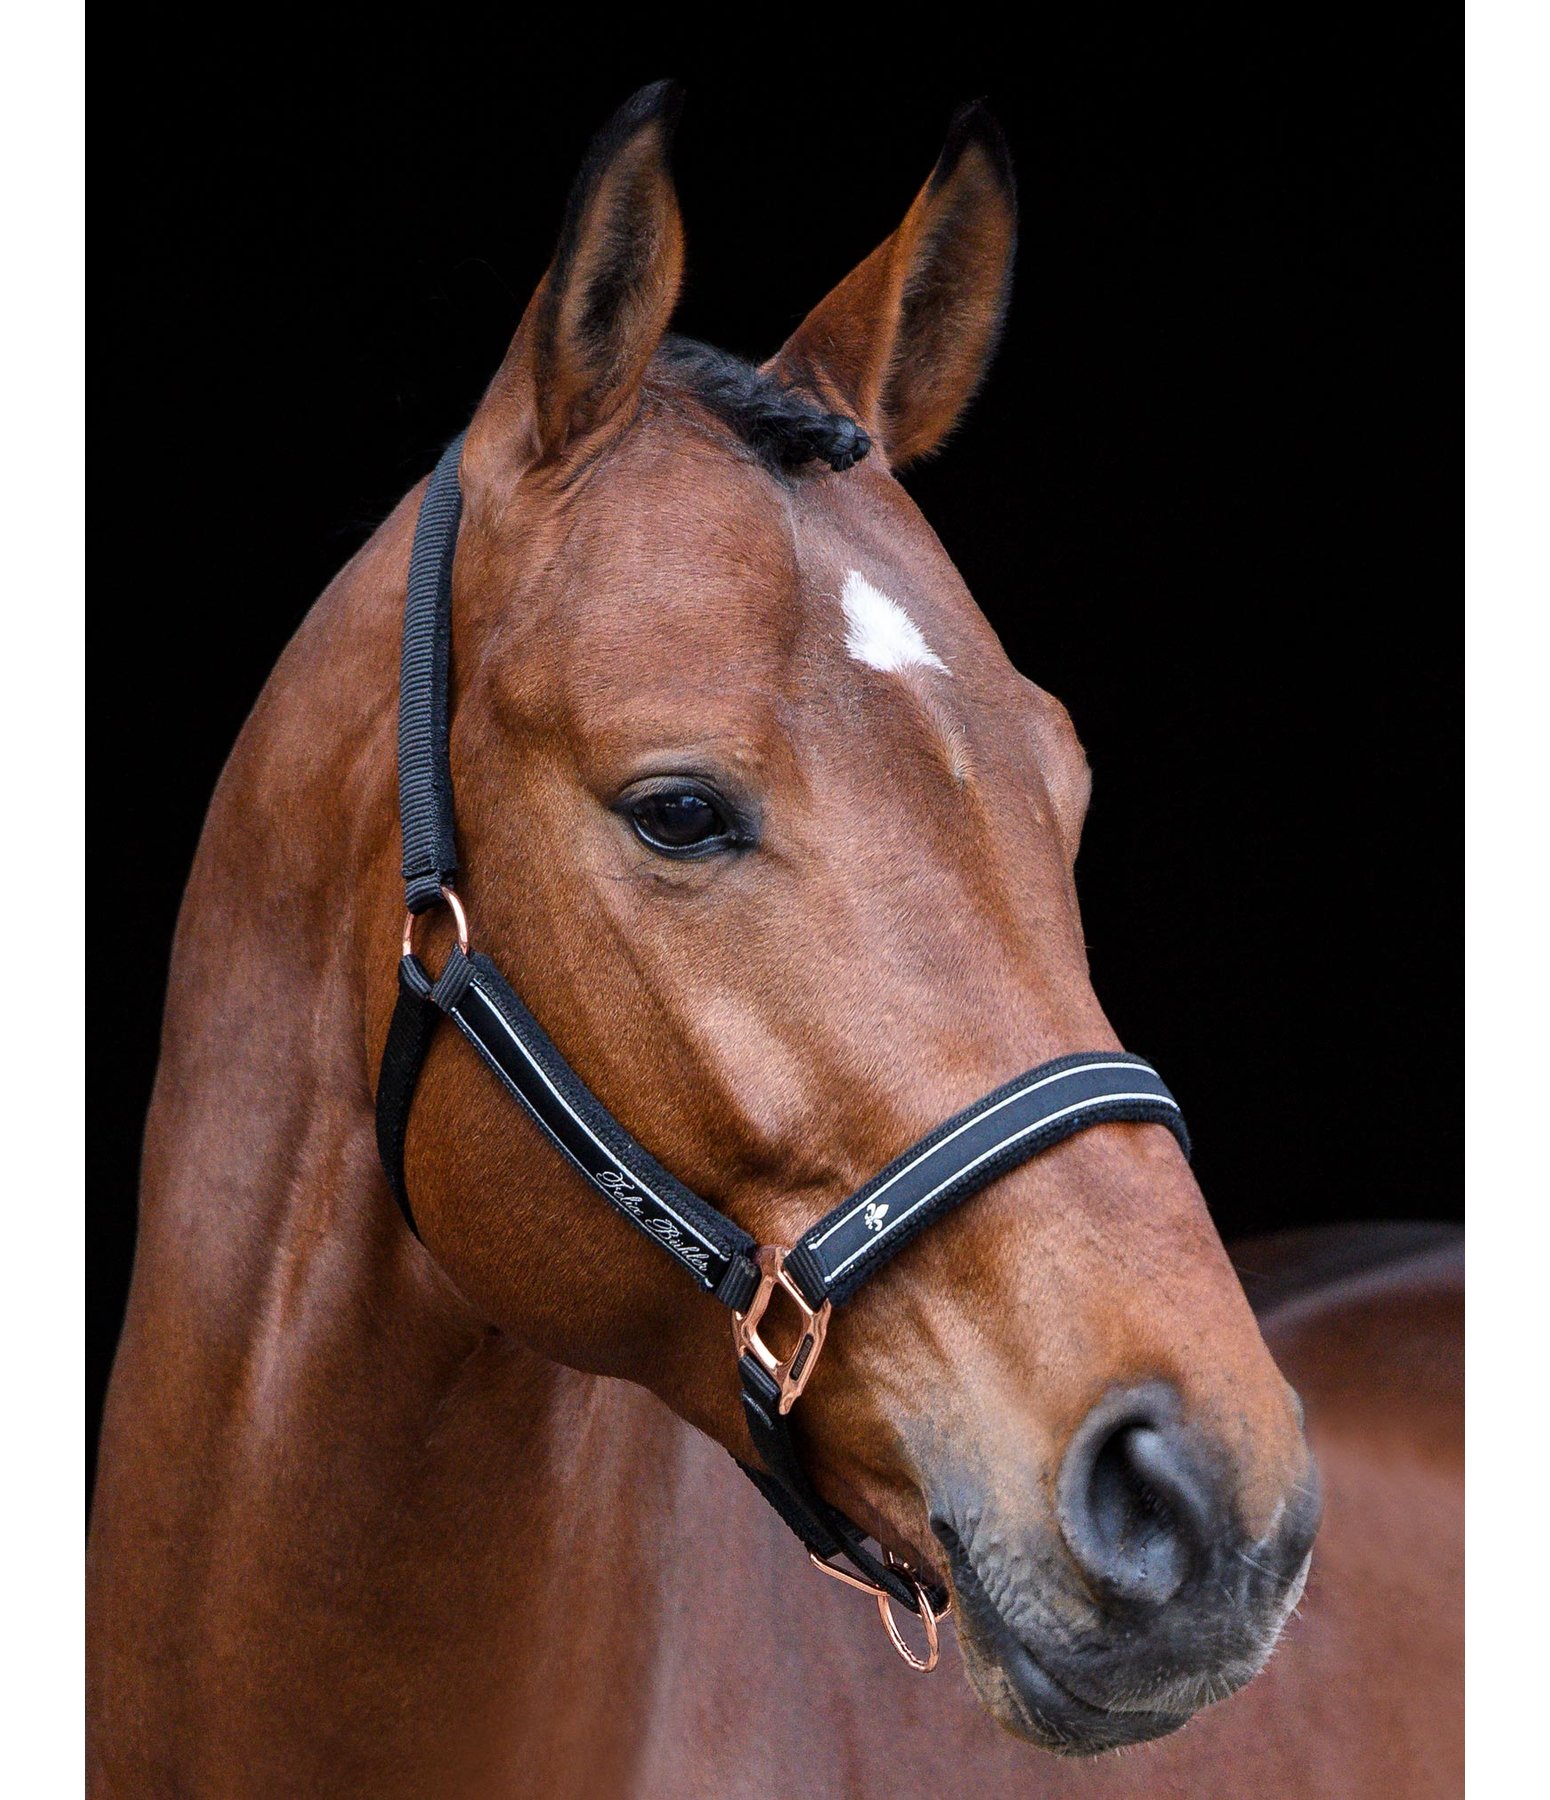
[1101, 1245, 1313, 1539]
[931, 1128, 1314, 1537]
[1097, 1292, 1312, 1543]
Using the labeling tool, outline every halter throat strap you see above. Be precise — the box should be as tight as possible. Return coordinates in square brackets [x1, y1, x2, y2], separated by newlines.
[374, 434, 1191, 1630]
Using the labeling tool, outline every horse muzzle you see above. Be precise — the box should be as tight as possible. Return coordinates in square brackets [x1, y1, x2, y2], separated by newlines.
[931, 1383, 1322, 1754]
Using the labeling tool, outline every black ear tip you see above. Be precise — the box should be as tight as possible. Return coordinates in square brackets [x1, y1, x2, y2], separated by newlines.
[552, 82, 686, 286]
[933, 99, 1015, 198]
[621, 79, 686, 136]
[571, 83, 684, 200]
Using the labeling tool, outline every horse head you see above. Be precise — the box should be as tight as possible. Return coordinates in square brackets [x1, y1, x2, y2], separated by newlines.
[386, 82, 1318, 1753]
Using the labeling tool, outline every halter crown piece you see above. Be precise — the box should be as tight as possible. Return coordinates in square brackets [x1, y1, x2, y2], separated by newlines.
[374, 433, 1191, 1671]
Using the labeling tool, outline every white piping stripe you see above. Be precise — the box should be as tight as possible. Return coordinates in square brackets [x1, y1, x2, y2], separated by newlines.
[821, 1091, 1181, 1282]
[454, 985, 721, 1259]
[807, 1062, 1172, 1251]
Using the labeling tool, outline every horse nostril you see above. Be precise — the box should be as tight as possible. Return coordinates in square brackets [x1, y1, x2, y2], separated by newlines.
[1057, 1386, 1220, 1608]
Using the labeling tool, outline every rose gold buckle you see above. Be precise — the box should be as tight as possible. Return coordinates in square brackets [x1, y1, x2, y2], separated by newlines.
[401, 884, 471, 966]
[731, 1246, 831, 1414]
[807, 1549, 949, 1673]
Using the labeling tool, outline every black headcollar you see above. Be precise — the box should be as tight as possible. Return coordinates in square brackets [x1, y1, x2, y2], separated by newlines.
[374, 433, 1189, 1654]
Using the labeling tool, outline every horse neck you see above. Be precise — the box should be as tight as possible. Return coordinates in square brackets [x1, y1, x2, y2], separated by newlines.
[132, 482, 417, 1315]
[91, 483, 723, 1786]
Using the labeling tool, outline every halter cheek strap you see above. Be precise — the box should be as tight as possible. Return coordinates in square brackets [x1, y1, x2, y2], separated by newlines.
[374, 434, 1191, 1651]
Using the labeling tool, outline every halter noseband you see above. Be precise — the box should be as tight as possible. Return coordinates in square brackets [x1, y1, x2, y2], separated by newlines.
[374, 433, 1190, 1669]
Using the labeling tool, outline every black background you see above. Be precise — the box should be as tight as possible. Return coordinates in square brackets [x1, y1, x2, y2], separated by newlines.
[95, 17, 1454, 1474]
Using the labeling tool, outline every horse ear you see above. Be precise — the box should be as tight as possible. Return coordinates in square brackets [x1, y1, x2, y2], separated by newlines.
[467, 81, 686, 474]
[768, 104, 1016, 469]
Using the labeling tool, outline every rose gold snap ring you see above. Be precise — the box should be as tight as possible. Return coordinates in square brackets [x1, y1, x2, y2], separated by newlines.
[401, 884, 470, 966]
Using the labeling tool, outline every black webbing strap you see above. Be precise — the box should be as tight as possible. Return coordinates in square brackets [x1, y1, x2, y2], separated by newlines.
[373, 949, 761, 1303]
[447, 954, 760, 1305]
[374, 435, 1193, 1622]
[374, 957, 437, 1235]
[784, 1054, 1188, 1307]
[398, 432, 467, 914]
[736, 1358, 945, 1612]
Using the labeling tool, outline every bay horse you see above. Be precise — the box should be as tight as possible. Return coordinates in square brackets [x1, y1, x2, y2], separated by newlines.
[88, 85, 1462, 1796]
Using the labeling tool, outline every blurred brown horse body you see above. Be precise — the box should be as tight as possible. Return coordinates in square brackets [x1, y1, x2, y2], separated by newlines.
[88, 88, 1462, 1796]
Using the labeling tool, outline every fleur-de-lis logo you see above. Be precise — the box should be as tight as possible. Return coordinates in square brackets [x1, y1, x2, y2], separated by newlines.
[864, 1201, 889, 1233]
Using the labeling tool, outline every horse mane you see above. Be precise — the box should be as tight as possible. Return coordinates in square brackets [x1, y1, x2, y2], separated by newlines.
[654, 335, 871, 476]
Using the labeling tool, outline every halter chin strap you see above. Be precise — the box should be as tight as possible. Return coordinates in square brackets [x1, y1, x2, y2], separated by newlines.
[374, 434, 1191, 1651]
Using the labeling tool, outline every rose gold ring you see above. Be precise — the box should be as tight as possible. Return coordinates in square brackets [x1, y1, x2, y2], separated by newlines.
[807, 1549, 950, 1673]
[875, 1557, 946, 1673]
[401, 885, 471, 965]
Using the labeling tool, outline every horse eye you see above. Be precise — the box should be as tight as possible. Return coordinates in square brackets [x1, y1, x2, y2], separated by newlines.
[627, 787, 735, 856]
